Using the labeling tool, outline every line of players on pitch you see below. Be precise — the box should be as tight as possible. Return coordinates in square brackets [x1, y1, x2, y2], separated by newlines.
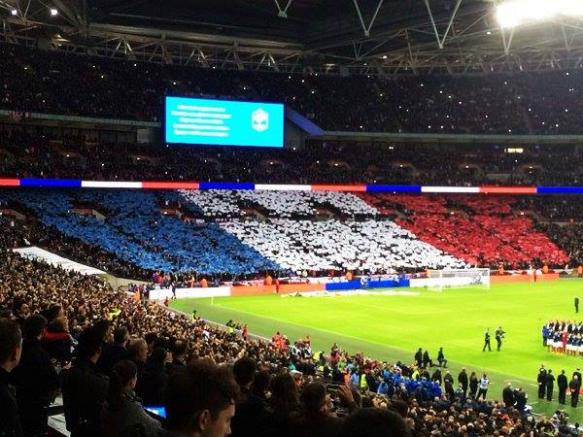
[540, 298, 583, 354]
[543, 320, 583, 355]
[537, 365, 583, 408]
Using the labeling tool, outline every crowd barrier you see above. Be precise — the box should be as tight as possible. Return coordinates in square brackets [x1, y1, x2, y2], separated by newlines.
[149, 286, 231, 300]
[150, 283, 324, 300]
[491, 273, 560, 284]
[324, 278, 410, 291]
[279, 283, 325, 293]
[366, 278, 411, 288]
[230, 285, 276, 296]
[148, 273, 561, 300]
[325, 280, 363, 291]
[149, 278, 409, 300]
[4, 177, 583, 194]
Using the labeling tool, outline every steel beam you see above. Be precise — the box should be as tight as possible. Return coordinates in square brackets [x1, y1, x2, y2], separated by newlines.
[500, 26, 515, 55]
[352, 0, 384, 38]
[3, 4, 583, 77]
[424, 0, 463, 49]
[273, 0, 293, 18]
[51, 0, 82, 27]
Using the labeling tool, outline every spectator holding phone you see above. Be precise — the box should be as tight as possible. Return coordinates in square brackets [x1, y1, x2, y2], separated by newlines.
[101, 359, 162, 437]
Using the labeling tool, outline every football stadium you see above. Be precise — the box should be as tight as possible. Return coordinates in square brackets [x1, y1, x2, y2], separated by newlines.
[4, 0, 583, 436]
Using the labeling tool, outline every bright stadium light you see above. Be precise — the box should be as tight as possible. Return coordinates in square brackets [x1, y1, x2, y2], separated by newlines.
[496, 0, 583, 28]
[49, 8, 58, 16]
[10, 9, 17, 16]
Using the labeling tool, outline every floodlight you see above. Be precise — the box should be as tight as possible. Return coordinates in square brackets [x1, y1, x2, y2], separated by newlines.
[496, 0, 583, 28]
[10, 9, 17, 16]
[50, 8, 58, 16]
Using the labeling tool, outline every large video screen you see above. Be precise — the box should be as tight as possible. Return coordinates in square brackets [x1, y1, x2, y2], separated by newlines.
[164, 96, 285, 148]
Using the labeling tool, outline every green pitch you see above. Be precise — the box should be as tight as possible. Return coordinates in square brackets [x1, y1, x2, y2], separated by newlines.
[171, 279, 583, 421]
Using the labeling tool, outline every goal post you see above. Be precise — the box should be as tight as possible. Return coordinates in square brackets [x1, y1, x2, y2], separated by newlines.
[424, 268, 490, 291]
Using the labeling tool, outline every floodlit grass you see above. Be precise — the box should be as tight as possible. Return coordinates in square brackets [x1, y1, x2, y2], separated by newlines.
[171, 279, 583, 421]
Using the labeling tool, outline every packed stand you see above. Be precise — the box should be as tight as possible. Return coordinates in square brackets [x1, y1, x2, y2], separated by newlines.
[361, 194, 569, 268]
[540, 224, 583, 267]
[515, 197, 583, 266]
[0, 214, 150, 280]
[0, 189, 466, 278]
[220, 219, 465, 274]
[5, 44, 583, 135]
[516, 197, 583, 222]
[180, 190, 378, 219]
[0, 189, 281, 278]
[0, 188, 574, 279]
[2, 125, 583, 186]
[0, 242, 578, 437]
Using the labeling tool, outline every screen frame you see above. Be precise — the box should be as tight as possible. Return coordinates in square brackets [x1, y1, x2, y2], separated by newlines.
[162, 95, 286, 149]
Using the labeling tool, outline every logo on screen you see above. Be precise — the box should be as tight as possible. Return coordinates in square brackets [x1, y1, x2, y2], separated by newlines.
[251, 108, 269, 132]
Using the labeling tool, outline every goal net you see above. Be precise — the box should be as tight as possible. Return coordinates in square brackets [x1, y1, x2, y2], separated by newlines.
[425, 268, 490, 291]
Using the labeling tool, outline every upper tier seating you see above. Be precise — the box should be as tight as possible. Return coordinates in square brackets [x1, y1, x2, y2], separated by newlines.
[1, 128, 583, 186]
[4, 43, 583, 135]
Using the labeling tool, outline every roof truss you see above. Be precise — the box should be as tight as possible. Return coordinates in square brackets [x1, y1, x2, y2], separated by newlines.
[3, 0, 583, 76]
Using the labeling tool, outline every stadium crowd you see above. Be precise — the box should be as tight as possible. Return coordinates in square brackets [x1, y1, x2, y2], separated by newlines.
[1, 240, 581, 437]
[3, 32, 583, 437]
[0, 215, 150, 280]
[354, 194, 570, 269]
[1, 126, 583, 186]
[220, 218, 465, 272]
[1, 42, 583, 193]
[2, 187, 574, 282]
[0, 190, 281, 278]
[5, 43, 583, 136]
[539, 224, 583, 268]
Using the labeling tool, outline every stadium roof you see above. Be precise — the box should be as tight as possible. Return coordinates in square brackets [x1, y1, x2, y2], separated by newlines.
[2, 0, 583, 75]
